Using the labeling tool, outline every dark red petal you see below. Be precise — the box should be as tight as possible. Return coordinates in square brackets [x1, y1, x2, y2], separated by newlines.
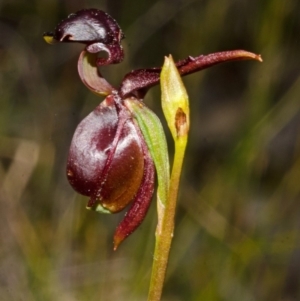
[119, 50, 262, 98]
[92, 114, 145, 212]
[113, 124, 155, 250]
[67, 95, 145, 213]
[67, 96, 118, 196]
[44, 9, 124, 68]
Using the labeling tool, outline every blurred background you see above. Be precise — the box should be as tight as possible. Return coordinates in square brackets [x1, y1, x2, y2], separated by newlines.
[1, 0, 300, 300]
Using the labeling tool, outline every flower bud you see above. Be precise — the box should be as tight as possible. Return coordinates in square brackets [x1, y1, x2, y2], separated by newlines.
[161, 55, 190, 140]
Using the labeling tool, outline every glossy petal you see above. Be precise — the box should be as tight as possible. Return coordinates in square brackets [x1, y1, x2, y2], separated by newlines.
[67, 95, 145, 213]
[44, 9, 124, 44]
[43, 9, 125, 66]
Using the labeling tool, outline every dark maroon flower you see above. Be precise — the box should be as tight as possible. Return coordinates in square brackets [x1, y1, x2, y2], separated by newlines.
[44, 8, 261, 249]
[66, 93, 155, 249]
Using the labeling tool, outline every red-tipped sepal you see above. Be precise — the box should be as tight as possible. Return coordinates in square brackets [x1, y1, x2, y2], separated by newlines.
[113, 125, 155, 250]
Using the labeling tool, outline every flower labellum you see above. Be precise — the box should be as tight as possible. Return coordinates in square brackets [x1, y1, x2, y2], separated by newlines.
[67, 94, 155, 249]
[43, 8, 124, 65]
[67, 96, 144, 213]
[44, 8, 262, 249]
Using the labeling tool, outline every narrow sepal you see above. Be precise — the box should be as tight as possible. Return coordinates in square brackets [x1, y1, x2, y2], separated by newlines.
[113, 128, 155, 250]
[67, 95, 145, 214]
[119, 50, 262, 98]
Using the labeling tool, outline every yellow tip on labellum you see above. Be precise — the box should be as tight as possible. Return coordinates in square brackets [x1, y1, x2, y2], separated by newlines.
[43, 34, 57, 45]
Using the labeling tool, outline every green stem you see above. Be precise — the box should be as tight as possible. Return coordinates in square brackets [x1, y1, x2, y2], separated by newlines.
[147, 136, 187, 301]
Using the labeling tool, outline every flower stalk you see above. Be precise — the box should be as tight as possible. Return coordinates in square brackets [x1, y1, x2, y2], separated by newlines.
[148, 56, 190, 301]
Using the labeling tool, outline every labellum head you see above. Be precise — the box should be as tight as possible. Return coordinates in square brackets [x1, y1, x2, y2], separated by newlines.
[43, 9, 125, 66]
[43, 9, 124, 45]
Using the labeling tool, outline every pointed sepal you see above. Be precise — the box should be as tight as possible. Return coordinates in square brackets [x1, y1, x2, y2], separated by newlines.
[120, 50, 262, 98]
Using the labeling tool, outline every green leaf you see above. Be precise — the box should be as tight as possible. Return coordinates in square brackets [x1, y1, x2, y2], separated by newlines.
[125, 98, 170, 207]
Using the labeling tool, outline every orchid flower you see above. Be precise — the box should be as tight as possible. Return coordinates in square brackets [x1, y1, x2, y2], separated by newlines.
[44, 8, 262, 250]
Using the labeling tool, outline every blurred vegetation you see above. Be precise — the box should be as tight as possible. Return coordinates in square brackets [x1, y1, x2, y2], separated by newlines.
[1, 0, 300, 300]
